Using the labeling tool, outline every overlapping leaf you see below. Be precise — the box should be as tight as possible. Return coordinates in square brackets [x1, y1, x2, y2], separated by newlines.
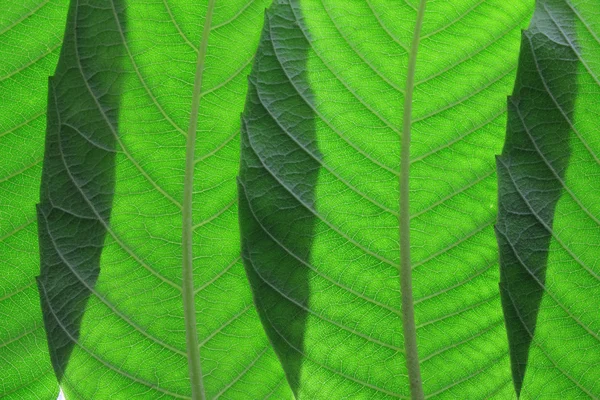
[0, 1, 68, 398]
[239, 0, 533, 398]
[497, 0, 600, 397]
[36, 1, 290, 398]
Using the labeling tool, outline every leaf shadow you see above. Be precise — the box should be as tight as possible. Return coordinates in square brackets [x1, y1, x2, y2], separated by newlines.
[37, 0, 126, 382]
[238, 0, 318, 395]
[496, 1, 579, 395]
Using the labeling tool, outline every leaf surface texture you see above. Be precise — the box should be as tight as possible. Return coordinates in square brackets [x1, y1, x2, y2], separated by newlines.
[0, 1, 67, 398]
[497, 0, 600, 397]
[36, 1, 290, 398]
[239, 0, 533, 398]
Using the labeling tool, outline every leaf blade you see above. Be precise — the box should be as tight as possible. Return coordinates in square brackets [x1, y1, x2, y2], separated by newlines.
[0, 1, 68, 398]
[37, 1, 291, 398]
[239, 0, 533, 398]
[497, 0, 600, 397]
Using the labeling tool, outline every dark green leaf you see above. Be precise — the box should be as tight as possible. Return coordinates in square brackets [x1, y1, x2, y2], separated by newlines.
[497, 0, 600, 397]
[37, 1, 290, 398]
[239, 0, 533, 398]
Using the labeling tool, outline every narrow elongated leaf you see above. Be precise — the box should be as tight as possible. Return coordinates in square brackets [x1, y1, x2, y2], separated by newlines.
[0, 1, 67, 398]
[37, 1, 290, 398]
[497, 0, 600, 397]
[239, 0, 533, 398]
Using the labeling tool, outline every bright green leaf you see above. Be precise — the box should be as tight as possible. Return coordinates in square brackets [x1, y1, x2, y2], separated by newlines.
[36, 1, 290, 398]
[497, 0, 600, 397]
[239, 0, 533, 398]
[5, 0, 598, 398]
[0, 1, 68, 398]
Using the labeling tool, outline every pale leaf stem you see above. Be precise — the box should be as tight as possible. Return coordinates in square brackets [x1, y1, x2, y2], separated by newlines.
[182, 1, 216, 399]
[400, 0, 427, 399]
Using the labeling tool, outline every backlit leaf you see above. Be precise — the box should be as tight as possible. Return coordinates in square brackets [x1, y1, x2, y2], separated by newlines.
[239, 0, 533, 398]
[497, 0, 600, 397]
[0, 1, 67, 398]
[36, 1, 290, 398]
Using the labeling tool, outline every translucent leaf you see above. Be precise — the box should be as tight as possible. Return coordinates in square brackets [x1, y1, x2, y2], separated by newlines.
[497, 0, 600, 397]
[239, 0, 533, 398]
[36, 1, 290, 398]
[0, 1, 68, 398]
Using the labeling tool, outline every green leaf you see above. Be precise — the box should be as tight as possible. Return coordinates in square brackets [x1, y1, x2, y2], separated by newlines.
[497, 0, 600, 397]
[239, 0, 533, 398]
[37, 1, 290, 398]
[0, 1, 68, 398]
